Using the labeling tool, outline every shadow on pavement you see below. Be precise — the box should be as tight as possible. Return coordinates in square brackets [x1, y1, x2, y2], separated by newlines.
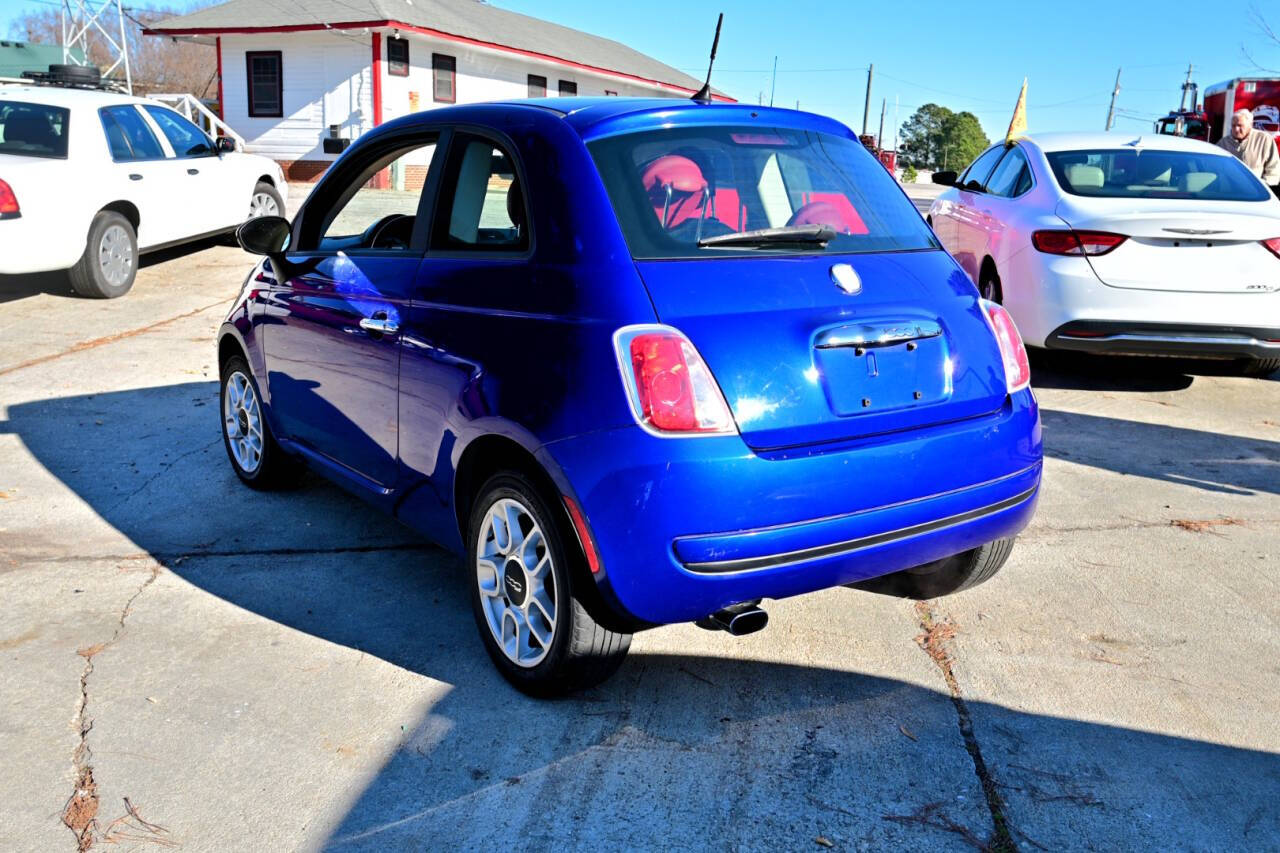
[1030, 349, 1278, 391]
[0, 236, 231, 305]
[4, 382, 1278, 847]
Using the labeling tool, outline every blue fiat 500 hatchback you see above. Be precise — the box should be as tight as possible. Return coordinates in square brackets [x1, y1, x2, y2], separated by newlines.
[220, 98, 1042, 695]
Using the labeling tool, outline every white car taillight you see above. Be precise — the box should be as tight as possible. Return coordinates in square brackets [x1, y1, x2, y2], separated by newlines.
[981, 300, 1031, 393]
[0, 179, 20, 219]
[614, 325, 736, 436]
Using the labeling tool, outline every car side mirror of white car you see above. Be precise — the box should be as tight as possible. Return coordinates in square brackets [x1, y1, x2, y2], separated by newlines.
[215, 136, 237, 154]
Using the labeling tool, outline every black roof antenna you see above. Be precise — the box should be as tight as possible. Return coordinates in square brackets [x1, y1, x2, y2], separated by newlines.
[691, 12, 723, 104]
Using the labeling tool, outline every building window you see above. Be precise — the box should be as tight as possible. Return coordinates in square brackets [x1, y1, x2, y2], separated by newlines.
[527, 74, 547, 98]
[558, 80, 577, 96]
[387, 37, 409, 77]
[246, 51, 282, 118]
[604, 89, 618, 96]
[433, 53, 456, 103]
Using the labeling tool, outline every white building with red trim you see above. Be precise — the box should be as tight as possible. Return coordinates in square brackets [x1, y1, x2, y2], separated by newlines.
[147, 0, 732, 180]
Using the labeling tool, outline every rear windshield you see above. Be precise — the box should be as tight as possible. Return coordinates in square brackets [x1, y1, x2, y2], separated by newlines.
[1046, 148, 1269, 201]
[588, 126, 939, 258]
[0, 100, 70, 159]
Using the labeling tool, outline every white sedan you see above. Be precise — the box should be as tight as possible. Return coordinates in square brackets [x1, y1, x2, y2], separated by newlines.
[928, 131, 1280, 376]
[0, 83, 286, 298]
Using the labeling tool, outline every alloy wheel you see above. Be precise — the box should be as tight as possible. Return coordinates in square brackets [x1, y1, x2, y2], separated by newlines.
[223, 371, 264, 474]
[475, 497, 558, 668]
[249, 192, 280, 218]
[98, 224, 132, 287]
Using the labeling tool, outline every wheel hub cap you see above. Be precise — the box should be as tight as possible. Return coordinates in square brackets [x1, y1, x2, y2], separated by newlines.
[476, 497, 557, 668]
[223, 371, 264, 474]
[502, 559, 528, 606]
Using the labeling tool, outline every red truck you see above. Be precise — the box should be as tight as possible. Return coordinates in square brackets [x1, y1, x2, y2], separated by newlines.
[1201, 77, 1280, 143]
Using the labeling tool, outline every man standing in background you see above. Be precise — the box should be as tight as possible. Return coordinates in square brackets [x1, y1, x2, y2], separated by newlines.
[1218, 109, 1280, 186]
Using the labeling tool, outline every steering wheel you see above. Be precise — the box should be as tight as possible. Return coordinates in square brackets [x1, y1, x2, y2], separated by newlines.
[367, 214, 414, 250]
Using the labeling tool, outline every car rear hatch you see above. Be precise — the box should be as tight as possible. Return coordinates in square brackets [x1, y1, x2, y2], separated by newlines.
[634, 250, 1010, 451]
[1056, 201, 1280, 295]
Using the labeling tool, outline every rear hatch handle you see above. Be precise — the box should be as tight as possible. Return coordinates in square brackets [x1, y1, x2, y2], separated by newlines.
[815, 321, 943, 351]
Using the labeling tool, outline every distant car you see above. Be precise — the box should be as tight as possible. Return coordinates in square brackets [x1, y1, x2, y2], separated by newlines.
[0, 83, 286, 297]
[218, 98, 1042, 695]
[928, 132, 1280, 376]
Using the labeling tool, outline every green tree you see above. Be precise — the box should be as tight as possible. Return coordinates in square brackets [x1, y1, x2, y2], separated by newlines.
[898, 104, 991, 171]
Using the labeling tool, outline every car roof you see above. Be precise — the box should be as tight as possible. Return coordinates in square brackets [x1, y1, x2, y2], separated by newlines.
[0, 84, 149, 110]
[488, 96, 853, 140]
[1021, 131, 1228, 155]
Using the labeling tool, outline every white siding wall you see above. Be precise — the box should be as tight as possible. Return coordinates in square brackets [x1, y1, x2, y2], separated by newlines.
[222, 31, 373, 162]
[221, 29, 685, 162]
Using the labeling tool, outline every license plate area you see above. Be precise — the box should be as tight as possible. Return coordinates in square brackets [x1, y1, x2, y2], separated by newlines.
[815, 332, 950, 416]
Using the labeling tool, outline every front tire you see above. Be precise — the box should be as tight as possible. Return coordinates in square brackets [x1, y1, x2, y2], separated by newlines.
[248, 181, 283, 219]
[468, 473, 630, 696]
[219, 355, 302, 490]
[847, 538, 1015, 600]
[69, 211, 137, 298]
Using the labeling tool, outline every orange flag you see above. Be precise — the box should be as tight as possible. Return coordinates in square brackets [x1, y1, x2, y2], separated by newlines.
[1006, 78, 1028, 144]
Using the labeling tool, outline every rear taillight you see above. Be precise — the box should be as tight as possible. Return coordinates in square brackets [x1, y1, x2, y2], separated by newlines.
[981, 300, 1031, 394]
[1032, 229, 1126, 256]
[0, 179, 19, 218]
[1263, 237, 1280, 258]
[615, 325, 735, 435]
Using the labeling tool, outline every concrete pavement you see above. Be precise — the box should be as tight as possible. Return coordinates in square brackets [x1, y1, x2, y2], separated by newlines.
[0, 185, 1277, 851]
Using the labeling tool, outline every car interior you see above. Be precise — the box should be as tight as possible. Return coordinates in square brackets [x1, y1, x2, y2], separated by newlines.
[1051, 150, 1262, 198]
[0, 102, 68, 158]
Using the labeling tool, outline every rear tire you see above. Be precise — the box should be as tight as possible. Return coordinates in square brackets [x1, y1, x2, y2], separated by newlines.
[69, 211, 137, 299]
[978, 263, 1003, 304]
[468, 472, 630, 697]
[847, 538, 1015, 600]
[1238, 357, 1280, 378]
[219, 355, 303, 490]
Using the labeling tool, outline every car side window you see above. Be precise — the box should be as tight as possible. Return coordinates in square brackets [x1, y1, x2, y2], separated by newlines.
[431, 136, 528, 252]
[300, 136, 439, 253]
[140, 105, 215, 157]
[98, 106, 164, 162]
[985, 147, 1031, 198]
[959, 146, 1006, 192]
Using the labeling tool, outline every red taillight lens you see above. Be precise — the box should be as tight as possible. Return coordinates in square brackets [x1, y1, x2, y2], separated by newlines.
[616, 326, 735, 435]
[1032, 229, 1126, 256]
[0, 179, 19, 217]
[1262, 237, 1280, 258]
[981, 300, 1031, 393]
[562, 495, 602, 574]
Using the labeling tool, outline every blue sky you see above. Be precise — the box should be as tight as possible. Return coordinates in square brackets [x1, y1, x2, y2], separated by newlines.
[6, 0, 1279, 143]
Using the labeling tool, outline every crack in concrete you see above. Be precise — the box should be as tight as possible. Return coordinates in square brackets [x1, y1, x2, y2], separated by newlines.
[0, 301, 226, 379]
[106, 438, 223, 515]
[913, 601, 1017, 852]
[62, 564, 161, 851]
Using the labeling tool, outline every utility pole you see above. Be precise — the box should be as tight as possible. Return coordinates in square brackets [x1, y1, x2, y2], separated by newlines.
[1178, 62, 1194, 110]
[1105, 67, 1122, 131]
[769, 56, 777, 108]
[877, 98, 886, 150]
[862, 63, 874, 136]
[893, 94, 900, 151]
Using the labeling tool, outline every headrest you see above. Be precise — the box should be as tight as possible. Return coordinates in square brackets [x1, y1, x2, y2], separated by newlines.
[642, 155, 707, 198]
[1181, 171, 1218, 193]
[786, 201, 852, 233]
[506, 180, 524, 228]
[1065, 164, 1104, 189]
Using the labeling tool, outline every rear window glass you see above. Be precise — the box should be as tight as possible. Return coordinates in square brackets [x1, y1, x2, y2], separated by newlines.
[588, 126, 939, 258]
[0, 101, 70, 159]
[1046, 148, 1269, 201]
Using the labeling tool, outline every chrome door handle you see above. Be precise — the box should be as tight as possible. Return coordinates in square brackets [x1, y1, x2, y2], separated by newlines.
[359, 316, 399, 335]
[187, 168, 200, 175]
[129, 173, 143, 181]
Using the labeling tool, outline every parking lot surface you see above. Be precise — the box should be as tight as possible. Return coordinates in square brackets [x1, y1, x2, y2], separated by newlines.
[1, 186, 1277, 851]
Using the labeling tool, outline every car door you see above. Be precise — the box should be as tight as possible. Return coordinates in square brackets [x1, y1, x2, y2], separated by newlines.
[396, 131, 533, 533]
[975, 144, 1033, 278]
[138, 104, 228, 235]
[949, 144, 1008, 283]
[262, 129, 441, 491]
[96, 104, 185, 248]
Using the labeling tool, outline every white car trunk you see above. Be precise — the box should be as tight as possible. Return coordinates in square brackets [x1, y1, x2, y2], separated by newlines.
[1056, 199, 1280, 294]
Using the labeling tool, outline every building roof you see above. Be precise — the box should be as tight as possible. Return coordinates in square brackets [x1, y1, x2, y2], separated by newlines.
[0, 41, 87, 79]
[146, 0, 731, 101]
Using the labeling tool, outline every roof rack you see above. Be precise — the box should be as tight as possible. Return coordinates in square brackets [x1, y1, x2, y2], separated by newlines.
[18, 64, 124, 92]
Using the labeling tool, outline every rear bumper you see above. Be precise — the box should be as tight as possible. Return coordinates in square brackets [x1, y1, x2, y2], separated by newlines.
[1046, 320, 1280, 359]
[540, 390, 1041, 625]
[0, 215, 81, 274]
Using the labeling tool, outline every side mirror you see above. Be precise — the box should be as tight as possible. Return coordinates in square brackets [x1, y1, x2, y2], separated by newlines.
[215, 136, 237, 153]
[237, 215, 291, 255]
[931, 170, 958, 186]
